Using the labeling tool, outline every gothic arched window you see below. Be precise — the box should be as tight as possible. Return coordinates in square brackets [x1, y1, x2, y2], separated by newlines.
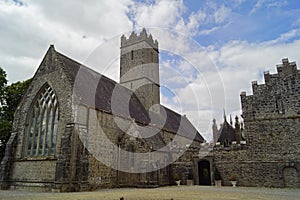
[26, 85, 59, 157]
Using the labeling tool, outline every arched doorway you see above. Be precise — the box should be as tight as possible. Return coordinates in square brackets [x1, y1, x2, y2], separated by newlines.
[283, 167, 299, 188]
[198, 160, 211, 185]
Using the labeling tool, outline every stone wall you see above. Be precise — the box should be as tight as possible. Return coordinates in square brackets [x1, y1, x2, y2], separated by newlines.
[120, 29, 160, 113]
[214, 150, 300, 187]
[9, 160, 56, 191]
[213, 58, 300, 188]
[241, 58, 300, 122]
[84, 107, 173, 188]
[244, 118, 300, 160]
[53, 123, 89, 192]
[0, 47, 75, 191]
[13, 53, 74, 160]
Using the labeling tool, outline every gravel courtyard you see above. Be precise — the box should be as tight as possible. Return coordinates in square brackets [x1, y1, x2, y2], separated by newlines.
[0, 186, 299, 200]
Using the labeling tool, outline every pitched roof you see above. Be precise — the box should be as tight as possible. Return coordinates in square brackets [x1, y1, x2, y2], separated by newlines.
[55, 47, 150, 123]
[149, 106, 204, 142]
[217, 120, 237, 143]
[47, 45, 204, 143]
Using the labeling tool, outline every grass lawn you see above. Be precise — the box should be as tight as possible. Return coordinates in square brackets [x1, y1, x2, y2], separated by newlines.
[0, 186, 299, 200]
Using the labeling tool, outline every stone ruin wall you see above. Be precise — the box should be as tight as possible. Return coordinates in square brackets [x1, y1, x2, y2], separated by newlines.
[240, 58, 300, 158]
[214, 59, 300, 188]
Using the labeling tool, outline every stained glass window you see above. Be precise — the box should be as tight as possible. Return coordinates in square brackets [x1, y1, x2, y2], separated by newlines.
[26, 85, 58, 157]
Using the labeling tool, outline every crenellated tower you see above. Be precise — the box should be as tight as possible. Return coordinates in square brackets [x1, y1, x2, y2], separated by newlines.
[120, 28, 160, 113]
[240, 58, 300, 121]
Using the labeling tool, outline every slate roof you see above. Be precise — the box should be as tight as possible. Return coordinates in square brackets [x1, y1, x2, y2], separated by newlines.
[56, 48, 150, 123]
[217, 120, 237, 144]
[149, 106, 204, 142]
[47, 45, 204, 144]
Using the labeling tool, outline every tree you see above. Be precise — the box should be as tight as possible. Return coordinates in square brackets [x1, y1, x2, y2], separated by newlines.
[2, 79, 32, 122]
[0, 67, 32, 160]
[0, 68, 7, 110]
[0, 67, 9, 160]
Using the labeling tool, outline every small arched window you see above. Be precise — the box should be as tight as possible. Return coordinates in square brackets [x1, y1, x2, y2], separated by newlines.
[26, 84, 59, 157]
[131, 50, 134, 60]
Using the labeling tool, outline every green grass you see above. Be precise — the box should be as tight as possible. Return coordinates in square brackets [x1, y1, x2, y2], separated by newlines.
[0, 186, 299, 200]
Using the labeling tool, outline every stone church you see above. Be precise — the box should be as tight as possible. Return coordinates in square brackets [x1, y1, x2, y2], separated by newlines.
[1, 28, 299, 191]
[0, 29, 204, 192]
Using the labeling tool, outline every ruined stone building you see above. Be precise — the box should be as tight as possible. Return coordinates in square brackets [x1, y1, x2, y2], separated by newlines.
[0, 29, 204, 192]
[201, 58, 299, 188]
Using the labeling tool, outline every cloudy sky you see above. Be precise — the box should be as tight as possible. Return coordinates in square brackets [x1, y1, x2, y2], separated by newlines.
[1, 0, 300, 141]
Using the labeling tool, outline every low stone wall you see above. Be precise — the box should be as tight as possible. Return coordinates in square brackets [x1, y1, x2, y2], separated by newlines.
[8, 160, 56, 191]
[213, 149, 300, 188]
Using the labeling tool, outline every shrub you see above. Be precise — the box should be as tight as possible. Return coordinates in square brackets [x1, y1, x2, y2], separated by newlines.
[173, 173, 180, 181]
[228, 173, 237, 181]
[188, 172, 193, 180]
[214, 168, 222, 180]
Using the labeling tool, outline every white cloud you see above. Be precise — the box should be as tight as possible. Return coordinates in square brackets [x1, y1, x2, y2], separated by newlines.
[199, 26, 220, 35]
[0, 0, 133, 83]
[159, 31, 300, 140]
[250, 0, 264, 15]
[214, 5, 231, 24]
[1, 0, 300, 142]
[131, 0, 185, 29]
[130, 0, 209, 36]
[267, 0, 288, 8]
[266, 29, 300, 45]
[249, 0, 287, 15]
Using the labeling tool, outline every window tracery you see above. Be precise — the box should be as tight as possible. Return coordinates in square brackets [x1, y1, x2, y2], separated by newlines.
[26, 85, 58, 157]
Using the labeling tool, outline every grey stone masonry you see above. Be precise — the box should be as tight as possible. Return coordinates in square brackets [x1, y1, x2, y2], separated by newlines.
[234, 58, 300, 188]
[120, 28, 160, 113]
[210, 58, 300, 188]
[121, 28, 158, 50]
[0, 30, 204, 192]
[241, 58, 300, 121]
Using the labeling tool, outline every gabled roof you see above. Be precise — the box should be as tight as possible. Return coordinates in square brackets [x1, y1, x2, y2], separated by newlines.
[217, 120, 237, 143]
[149, 106, 204, 142]
[53, 46, 150, 123]
[44, 45, 204, 144]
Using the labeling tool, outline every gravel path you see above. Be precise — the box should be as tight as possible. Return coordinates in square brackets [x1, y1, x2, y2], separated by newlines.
[0, 186, 299, 200]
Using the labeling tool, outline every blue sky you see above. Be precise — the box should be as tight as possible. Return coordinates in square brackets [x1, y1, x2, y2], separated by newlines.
[183, 0, 300, 45]
[1, 0, 300, 140]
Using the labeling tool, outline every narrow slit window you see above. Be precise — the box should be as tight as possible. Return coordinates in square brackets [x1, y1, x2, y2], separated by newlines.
[131, 50, 134, 60]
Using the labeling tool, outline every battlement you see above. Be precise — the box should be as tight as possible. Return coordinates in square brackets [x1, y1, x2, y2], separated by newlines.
[276, 58, 298, 76]
[240, 58, 300, 121]
[241, 58, 299, 96]
[121, 28, 158, 49]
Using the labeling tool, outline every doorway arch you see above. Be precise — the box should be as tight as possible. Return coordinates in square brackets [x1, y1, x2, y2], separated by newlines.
[198, 160, 211, 185]
[283, 167, 299, 188]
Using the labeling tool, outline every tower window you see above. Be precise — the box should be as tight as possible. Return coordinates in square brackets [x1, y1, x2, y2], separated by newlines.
[25, 84, 59, 157]
[131, 50, 134, 60]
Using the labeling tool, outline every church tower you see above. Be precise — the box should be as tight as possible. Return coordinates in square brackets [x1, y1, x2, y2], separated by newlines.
[120, 28, 160, 113]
